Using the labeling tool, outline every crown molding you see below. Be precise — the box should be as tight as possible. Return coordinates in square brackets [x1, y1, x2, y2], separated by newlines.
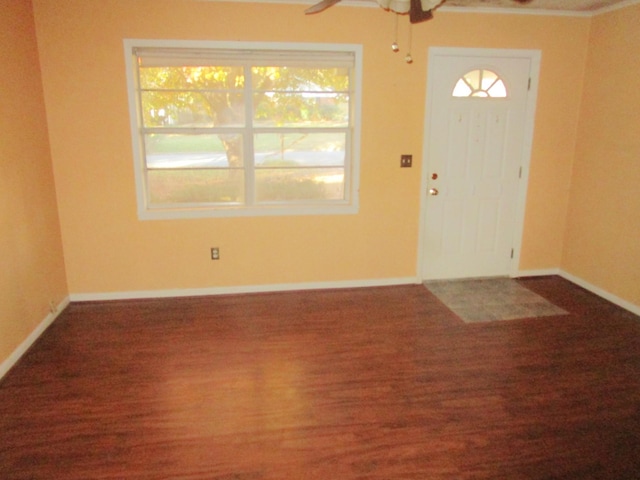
[591, 0, 640, 14]
[197, 0, 640, 17]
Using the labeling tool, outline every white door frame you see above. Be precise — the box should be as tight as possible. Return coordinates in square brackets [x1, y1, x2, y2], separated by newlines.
[417, 47, 541, 280]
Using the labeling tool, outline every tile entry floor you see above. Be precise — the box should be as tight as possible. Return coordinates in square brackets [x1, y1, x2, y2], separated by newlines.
[424, 277, 569, 323]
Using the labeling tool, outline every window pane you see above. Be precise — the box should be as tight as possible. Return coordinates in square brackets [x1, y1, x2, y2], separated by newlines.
[252, 66, 349, 128]
[487, 80, 507, 98]
[453, 69, 508, 98]
[145, 134, 239, 169]
[253, 93, 348, 127]
[139, 66, 244, 90]
[147, 169, 244, 204]
[256, 167, 344, 202]
[480, 70, 499, 91]
[139, 66, 246, 127]
[452, 79, 472, 97]
[141, 92, 244, 128]
[252, 67, 349, 92]
[463, 70, 481, 91]
[254, 133, 345, 167]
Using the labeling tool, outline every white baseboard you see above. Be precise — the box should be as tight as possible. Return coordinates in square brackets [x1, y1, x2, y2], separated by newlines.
[4, 271, 634, 383]
[515, 268, 561, 277]
[69, 276, 422, 302]
[0, 296, 70, 381]
[517, 268, 639, 316]
[70, 272, 639, 318]
[559, 270, 640, 316]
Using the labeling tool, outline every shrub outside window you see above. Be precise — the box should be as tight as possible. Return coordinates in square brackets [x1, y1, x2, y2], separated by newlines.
[124, 40, 362, 219]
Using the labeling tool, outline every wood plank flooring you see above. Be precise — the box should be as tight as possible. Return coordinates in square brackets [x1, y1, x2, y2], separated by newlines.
[1, 276, 639, 479]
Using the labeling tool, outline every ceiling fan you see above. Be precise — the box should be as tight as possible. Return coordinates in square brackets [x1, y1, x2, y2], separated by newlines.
[305, 0, 532, 24]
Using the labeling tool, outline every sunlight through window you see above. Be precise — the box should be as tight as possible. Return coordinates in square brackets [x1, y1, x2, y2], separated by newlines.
[452, 69, 507, 98]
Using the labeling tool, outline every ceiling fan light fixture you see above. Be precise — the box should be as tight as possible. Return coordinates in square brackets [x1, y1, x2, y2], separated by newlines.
[377, 0, 443, 15]
[305, 0, 443, 18]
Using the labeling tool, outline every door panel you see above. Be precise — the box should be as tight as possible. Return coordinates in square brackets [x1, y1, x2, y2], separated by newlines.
[422, 52, 532, 280]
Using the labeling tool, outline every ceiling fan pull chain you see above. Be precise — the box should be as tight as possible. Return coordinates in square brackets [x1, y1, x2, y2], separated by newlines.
[391, 13, 399, 52]
[405, 21, 413, 64]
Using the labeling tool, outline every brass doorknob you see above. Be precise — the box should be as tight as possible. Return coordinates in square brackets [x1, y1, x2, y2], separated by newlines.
[429, 188, 439, 196]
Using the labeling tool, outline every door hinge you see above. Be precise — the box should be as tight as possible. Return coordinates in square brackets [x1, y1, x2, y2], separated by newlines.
[528, 78, 531, 90]
[510, 248, 514, 259]
[519, 166, 522, 179]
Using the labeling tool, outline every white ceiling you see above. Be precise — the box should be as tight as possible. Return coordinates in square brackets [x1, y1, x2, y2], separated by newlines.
[308, 0, 639, 14]
[440, 0, 635, 13]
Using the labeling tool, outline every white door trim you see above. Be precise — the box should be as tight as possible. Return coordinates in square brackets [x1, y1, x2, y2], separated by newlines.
[417, 47, 541, 280]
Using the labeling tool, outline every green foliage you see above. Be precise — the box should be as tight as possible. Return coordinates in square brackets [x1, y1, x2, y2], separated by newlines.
[138, 65, 349, 128]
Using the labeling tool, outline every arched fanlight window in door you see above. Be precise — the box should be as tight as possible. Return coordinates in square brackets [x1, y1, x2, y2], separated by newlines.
[452, 69, 507, 98]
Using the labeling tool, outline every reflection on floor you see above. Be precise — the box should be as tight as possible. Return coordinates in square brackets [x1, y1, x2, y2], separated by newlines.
[424, 277, 568, 323]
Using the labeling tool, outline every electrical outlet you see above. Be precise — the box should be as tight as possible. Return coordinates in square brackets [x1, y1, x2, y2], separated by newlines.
[211, 247, 220, 260]
[400, 154, 412, 168]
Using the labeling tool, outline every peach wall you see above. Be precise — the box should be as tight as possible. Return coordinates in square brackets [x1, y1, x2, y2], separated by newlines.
[31, 0, 589, 294]
[0, 0, 68, 365]
[563, 4, 640, 306]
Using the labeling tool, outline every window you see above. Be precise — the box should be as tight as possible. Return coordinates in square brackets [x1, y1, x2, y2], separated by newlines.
[124, 40, 362, 219]
[452, 69, 507, 98]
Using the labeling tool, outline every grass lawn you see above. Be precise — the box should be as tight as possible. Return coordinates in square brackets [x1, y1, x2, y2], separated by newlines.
[145, 131, 345, 156]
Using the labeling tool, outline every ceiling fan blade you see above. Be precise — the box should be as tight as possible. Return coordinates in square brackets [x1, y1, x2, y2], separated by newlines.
[305, 0, 342, 14]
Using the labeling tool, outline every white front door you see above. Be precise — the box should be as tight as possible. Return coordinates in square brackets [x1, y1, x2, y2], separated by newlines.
[421, 49, 539, 280]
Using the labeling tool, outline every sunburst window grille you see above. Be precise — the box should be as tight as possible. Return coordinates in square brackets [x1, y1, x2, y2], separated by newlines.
[452, 69, 507, 98]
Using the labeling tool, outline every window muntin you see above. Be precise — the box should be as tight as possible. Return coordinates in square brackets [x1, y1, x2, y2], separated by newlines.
[452, 69, 507, 98]
[125, 41, 361, 219]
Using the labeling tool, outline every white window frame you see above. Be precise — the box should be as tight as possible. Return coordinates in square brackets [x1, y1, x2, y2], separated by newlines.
[123, 39, 363, 220]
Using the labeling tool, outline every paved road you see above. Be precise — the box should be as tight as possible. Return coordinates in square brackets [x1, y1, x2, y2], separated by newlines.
[147, 151, 344, 172]
[147, 151, 345, 168]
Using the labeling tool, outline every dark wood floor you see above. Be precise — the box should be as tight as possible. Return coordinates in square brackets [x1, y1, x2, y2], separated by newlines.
[1, 276, 639, 479]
